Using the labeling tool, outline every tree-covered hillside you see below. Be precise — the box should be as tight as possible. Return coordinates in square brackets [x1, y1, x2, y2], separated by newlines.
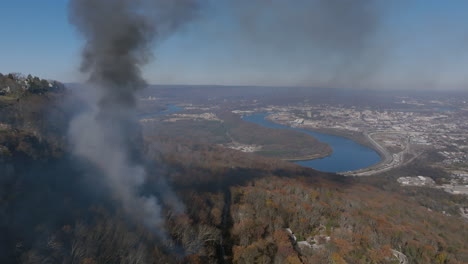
[0, 74, 467, 264]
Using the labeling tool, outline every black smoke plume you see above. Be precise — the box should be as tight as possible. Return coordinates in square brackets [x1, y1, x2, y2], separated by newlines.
[68, 0, 196, 232]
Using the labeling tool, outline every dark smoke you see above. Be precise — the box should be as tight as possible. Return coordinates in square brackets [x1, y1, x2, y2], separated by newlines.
[69, 0, 197, 107]
[231, 0, 376, 52]
[68, 0, 196, 233]
[226, 0, 383, 87]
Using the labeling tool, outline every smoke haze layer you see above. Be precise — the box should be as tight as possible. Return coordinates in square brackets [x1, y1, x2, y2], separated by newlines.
[137, 0, 390, 88]
[68, 0, 196, 231]
[225, 0, 383, 87]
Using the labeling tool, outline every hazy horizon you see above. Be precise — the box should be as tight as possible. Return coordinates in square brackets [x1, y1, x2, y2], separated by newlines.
[2, 0, 468, 91]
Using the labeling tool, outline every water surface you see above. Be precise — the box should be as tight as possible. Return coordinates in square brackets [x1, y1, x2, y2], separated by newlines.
[243, 113, 381, 173]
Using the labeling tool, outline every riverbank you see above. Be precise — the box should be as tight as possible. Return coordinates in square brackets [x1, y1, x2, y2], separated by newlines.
[298, 127, 390, 164]
[283, 150, 333, 162]
[143, 110, 332, 161]
[341, 132, 395, 176]
[265, 116, 387, 162]
[298, 128, 375, 153]
[265, 115, 385, 158]
[233, 113, 332, 161]
[288, 126, 395, 175]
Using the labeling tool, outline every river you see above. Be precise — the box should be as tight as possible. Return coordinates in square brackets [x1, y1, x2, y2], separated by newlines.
[243, 113, 381, 173]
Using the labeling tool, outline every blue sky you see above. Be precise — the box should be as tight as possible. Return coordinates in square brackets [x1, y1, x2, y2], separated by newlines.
[1, 0, 468, 90]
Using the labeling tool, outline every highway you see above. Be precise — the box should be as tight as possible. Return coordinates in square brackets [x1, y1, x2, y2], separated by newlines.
[342, 131, 413, 176]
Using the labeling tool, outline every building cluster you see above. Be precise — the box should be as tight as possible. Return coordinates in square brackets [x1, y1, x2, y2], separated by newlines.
[262, 104, 467, 137]
[242, 100, 468, 194]
[260, 103, 468, 164]
[0, 73, 63, 95]
[440, 151, 468, 165]
[397, 176, 436, 187]
[165, 113, 220, 122]
[226, 142, 261, 153]
[140, 113, 220, 123]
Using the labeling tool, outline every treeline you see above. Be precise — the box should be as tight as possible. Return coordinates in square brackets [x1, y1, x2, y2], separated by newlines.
[0, 73, 65, 96]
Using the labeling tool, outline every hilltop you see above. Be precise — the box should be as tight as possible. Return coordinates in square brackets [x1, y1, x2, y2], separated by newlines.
[0, 73, 64, 97]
